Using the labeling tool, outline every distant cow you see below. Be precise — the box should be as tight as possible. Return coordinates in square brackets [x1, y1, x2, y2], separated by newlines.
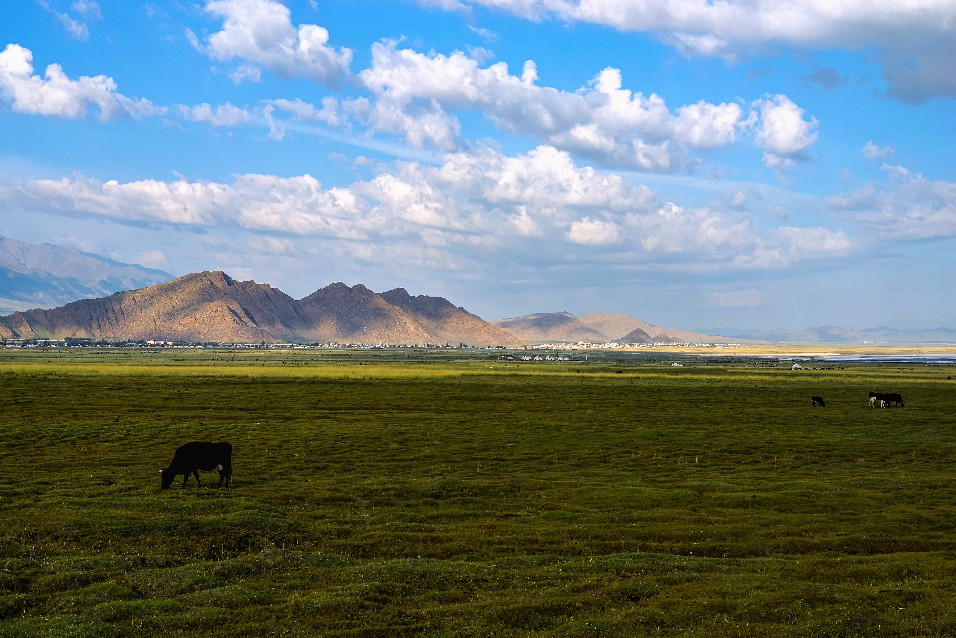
[161, 441, 232, 489]
[811, 396, 826, 407]
[869, 391, 904, 408]
[883, 392, 904, 407]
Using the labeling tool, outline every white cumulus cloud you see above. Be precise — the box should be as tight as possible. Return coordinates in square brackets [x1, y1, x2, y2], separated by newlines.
[0, 43, 163, 120]
[192, 0, 353, 85]
[568, 217, 620, 245]
[752, 94, 819, 167]
[5, 172, 367, 237]
[344, 41, 796, 172]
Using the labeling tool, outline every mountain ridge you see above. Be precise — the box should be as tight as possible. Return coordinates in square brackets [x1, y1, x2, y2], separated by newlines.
[0, 235, 173, 314]
[494, 311, 733, 344]
[0, 271, 519, 346]
[2, 237, 950, 345]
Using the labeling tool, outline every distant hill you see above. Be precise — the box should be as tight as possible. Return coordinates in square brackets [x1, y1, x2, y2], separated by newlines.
[492, 312, 606, 342]
[0, 271, 519, 346]
[495, 311, 733, 344]
[295, 281, 514, 345]
[0, 235, 172, 314]
[576, 313, 650, 341]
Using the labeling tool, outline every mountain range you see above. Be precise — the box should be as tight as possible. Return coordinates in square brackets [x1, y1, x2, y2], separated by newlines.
[1, 236, 952, 345]
[0, 235, 172, 314]
[0, 269, 725, 345]
[491, 311, 727, 344]
[0, 237, 731, 345]
[0, 271, 520, 346]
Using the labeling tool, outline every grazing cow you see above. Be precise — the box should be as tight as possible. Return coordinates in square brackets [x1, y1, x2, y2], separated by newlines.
[869, 391, 904, 408]
[811, 396, 826, 407]
[161, 441, 232, 489]
[883, 393, 905, 407]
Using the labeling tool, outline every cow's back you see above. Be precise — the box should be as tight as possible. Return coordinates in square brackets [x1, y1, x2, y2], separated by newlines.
[176, 441, 231, 470]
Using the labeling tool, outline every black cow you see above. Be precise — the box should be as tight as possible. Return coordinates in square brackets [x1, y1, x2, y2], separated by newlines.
[161, 441, 232, 489]
[869, 391, 904, 408]
[811, 396, 826, 407]
[883, 392, 905, 407]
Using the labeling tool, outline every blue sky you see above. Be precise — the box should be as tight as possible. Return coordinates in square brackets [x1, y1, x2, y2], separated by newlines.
[1, 0, 954, 332]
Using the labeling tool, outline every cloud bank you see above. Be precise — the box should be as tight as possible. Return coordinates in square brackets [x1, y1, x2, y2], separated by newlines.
[179, 0, 821, 172]
[432, 0, 956, 101]
[3, 144, 855, 274]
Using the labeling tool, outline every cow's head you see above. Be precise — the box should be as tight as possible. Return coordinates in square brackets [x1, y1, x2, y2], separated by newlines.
[160, 468, 174, 489]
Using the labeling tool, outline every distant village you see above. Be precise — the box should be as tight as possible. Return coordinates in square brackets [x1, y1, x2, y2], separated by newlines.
[2, 337, 741, 351]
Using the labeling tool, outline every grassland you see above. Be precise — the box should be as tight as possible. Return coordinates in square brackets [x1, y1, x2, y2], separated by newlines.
[1, 347, 955, 637]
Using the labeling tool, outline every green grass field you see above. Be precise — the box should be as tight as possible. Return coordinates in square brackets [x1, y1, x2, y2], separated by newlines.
[1, 348, 955, 637]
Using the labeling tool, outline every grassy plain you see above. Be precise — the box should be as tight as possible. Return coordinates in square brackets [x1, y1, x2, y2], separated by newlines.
[1, 347, 955, 637]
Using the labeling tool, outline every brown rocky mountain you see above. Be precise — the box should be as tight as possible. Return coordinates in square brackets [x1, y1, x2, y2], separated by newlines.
[297, 283, 432, 344]
[379, 288, 507, 346]
[492, 312, 606, 342]
[495, 311, 730, 344]
[618, 326, 656, 343]
[0, 271, 304, 343]
[296, 282, 514, 345]
[0, 271, 518, 346]
[577, 313, 656, 340]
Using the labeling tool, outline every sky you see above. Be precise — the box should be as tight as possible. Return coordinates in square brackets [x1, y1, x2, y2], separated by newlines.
[0, 0, 954, 332]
